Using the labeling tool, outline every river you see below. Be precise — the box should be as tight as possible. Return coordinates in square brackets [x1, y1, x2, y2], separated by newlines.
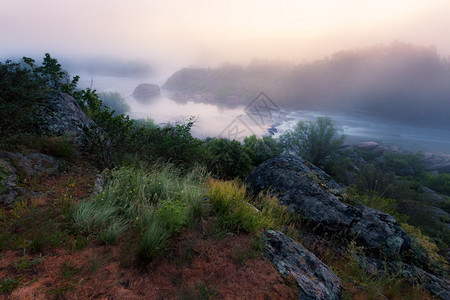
[77, 74, 450, 154]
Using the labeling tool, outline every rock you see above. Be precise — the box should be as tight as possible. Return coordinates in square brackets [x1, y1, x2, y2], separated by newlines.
[357, 256, 450, 300]
[0, 158, 18, 206]
[420, 152, 450, 173]
[0, 151, 63, 176]
[132, 83, 160, 101]
[245, 155, 412, 260]
[354, 141, 385, 158]
[422, 187, 444, 203]
[263, 230, 343, 300]
[35, 91, 98, 145]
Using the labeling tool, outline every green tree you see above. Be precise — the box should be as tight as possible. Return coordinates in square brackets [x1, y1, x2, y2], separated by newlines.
[280, 116, 345, 166]
[98, 92, 130, 115]
[243, 135, 283, 167]
[205, 138, 252, 179]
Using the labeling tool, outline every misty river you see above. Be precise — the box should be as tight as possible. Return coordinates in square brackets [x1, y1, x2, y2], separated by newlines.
[78, 74, 450, 154]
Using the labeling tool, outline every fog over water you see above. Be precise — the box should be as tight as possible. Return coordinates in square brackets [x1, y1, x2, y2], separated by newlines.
[2, 0, 450, 153]
[75, 71, 450, 154]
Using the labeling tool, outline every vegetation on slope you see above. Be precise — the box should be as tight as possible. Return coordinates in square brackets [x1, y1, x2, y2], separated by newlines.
[0, 54, 448, 298]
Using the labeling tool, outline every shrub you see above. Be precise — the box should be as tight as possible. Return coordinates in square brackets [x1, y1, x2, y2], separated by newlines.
[204, 138, 252, 179]
[98, 92, 130, 115]
[423, 173, 450, 196]
[279, 116, 345, 166]
[243, 135, 283, 167]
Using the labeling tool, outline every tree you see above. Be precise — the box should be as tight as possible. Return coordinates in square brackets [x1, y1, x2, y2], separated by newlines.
[98, 92, 130, 115]
[280, 116, 345, 166]
[204, 138, 252, 179]
[243, 135, 283, 167]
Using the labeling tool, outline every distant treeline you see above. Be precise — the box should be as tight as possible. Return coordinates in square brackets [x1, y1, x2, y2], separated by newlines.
[163, 42, 450, 127]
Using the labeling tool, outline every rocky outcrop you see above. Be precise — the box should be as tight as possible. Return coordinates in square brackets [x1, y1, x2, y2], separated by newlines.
[35, 91, 98, 145]
[0, 158, 18, 206]
[354, 141, 385, 158]
[420, 152, 450, 173]
[264, 230, 343, 300]
[357, 256, 450, 300]
[0, 150, 65, 205]
[0, 151, 64, 176]
[245, 155, 412, 260]
[132, 83, 160, 102]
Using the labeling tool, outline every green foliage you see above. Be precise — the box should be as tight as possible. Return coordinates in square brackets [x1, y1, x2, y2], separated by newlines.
[157, 199, 187, 234]
[137, 217, 169, 263]
[243, 135, 283, 167]
[206, 180, 289, 234]
[98, 92, 130, 115]
[71, 165, 207, 263]
[401, 223, 448, 274]
[380, 151, 426, 176]
[205, 138, 252, 179]
[13, 255, 43, 271]
[0, 59, 45, 147]
[423, 172, 450, 196]
[354, 165, 395, 199]
[33, 135, 77, 160]
[280, 116, 345, 166]
[98, 218, 129, 245]
[0, 277, 20, 294]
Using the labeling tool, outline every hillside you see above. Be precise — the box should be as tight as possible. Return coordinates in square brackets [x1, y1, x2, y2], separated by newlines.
[1, 54, 449, 299]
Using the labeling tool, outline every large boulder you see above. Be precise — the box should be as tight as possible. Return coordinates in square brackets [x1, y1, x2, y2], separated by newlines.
[264, 230, 343, 300]
[245, 155, 412, 260]
[354, 141, 385, 158]
[0, 150, 66, 205]
[132, 83, 160, 102]
[35, 91, 98, 145]
[357, 256, 450, 300]
[420, 152, 450, 173]
[0, 158, 18, 206]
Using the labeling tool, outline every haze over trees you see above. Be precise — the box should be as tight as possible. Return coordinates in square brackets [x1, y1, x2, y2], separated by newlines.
[164, 42, 450, 127]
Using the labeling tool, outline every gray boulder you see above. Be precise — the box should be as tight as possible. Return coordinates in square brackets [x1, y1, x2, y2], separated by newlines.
[0, 158, 18, 206]
[35, 91, 98, 145]
[264, 230, 342, 300]
[0, 151, 66, 205]
[132, 83, 160, 102]
[420, 152, 450, 173]
[0, 151, 64, 176]
[245, 155, 412, 260]
[357, 256, 450, 300]
[354, 141, 385, 158]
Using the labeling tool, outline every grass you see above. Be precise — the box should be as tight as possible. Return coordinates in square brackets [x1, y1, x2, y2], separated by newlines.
[13, 255, 44, 271]
[206, 180, 290, 235]
[70, 164, 207, 263]
[0, 277, 20, 294]
[334, 241, 434, 300]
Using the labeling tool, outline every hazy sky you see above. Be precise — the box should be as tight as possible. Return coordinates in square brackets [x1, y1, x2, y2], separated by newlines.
[1, 0, 450, 69]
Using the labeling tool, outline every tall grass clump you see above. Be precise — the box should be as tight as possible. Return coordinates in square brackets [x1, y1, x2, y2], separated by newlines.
[206, 180, 290, 234]
[71, 164, 207, 261]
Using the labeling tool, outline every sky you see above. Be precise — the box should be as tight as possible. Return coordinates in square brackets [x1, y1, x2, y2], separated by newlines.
[1, 0, 450, 69]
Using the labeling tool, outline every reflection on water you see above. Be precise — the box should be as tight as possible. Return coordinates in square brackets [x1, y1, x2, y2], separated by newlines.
[77, 74, 450, 154]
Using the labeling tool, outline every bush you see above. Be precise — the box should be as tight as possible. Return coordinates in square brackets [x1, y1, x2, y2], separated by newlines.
[423, 173, 450, 196]
[243, 135, 283, 167]
[205, 138, 252, 179]
[98, 92, 130, 115]
[380, 151, 426, 176]
[279, 116, 345, 166]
